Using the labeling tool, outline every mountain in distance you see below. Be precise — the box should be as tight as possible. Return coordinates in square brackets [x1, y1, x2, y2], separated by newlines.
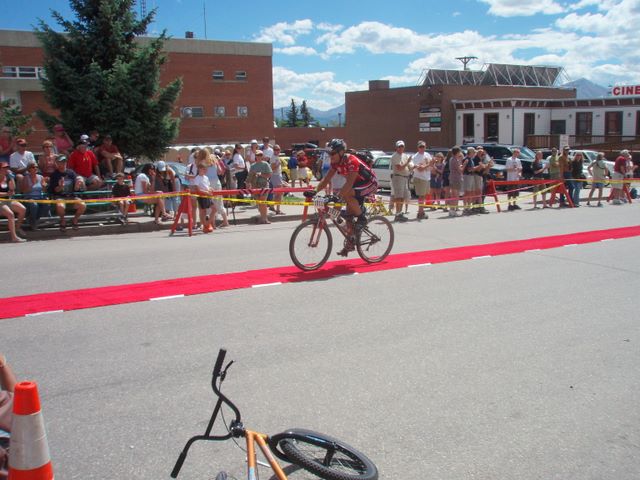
[273, 104, 346, 126]
[562, 78, 609, 98]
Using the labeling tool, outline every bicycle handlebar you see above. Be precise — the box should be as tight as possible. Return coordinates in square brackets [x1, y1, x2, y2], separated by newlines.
[213, 348, 227, 379]
[171, 348, 242, 478]
[211, 349, 241, 423]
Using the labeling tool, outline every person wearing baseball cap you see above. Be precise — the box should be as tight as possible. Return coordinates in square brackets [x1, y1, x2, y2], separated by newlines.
[48, 155, 87, 231]
[390, 140, 410, 222]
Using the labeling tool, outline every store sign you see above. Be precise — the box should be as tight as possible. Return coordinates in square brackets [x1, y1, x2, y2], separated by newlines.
[418, 107, 442, 132]
[611, 85, 640, 96]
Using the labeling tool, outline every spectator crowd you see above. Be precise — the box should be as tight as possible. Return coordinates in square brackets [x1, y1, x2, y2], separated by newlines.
[1, 125, 638, 243]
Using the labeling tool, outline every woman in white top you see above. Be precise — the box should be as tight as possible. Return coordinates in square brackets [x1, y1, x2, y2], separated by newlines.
[196, 149, 230, 227]
[231, 144, 247, 189]
[134, 163, 169, 225]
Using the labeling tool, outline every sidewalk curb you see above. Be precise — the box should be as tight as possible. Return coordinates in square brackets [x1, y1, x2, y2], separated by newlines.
[1, 212, 308, 242]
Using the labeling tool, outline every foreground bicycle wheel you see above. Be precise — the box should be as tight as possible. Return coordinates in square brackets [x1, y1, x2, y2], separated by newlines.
[270, 429, 378, 480]
[356, 215, 394, 263]
[289, 220, 333, 271]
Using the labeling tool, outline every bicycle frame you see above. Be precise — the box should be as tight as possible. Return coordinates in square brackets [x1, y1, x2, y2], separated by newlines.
[311, 197, 354, 243]
[172, 350, 289, 480]
[243, 429, 287, 480]
[173, 349, 379, 480]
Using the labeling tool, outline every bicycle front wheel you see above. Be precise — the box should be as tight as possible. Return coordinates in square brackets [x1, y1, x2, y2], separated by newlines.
[289, 220, 333, 271]
[356, 215, 394, 263]
[270, 429, 378, 480]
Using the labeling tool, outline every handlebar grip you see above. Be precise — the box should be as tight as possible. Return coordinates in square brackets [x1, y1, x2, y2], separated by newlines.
[213, 348, 227, 378]
[170, 451, 187, 478]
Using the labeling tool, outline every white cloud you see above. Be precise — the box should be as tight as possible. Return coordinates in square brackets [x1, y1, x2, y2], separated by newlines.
[267, 4, 640, 110]
[253, 19, 313, 46]
[567, 0, 601, 10]
[320, 21, 429, 55]
[479, 0, 564, 16]
[272, 66, 367, 110]
[274, 46, 318, 56]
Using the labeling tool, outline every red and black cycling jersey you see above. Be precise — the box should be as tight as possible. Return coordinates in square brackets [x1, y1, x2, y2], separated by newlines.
[331, 154, 376, 186]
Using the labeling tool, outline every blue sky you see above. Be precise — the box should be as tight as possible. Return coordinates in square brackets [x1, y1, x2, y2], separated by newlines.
[2, 0, 639, 110]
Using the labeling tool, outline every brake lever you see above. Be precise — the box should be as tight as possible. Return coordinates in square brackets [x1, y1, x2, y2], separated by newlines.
[220, 360, 234, 382]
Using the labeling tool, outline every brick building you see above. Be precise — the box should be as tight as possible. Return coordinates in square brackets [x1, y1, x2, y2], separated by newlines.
[0, 29, 274, 147]
[345, 65, 577, 151]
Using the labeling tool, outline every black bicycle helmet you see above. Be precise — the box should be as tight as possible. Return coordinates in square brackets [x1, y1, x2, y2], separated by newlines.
[328, 138, 347, 153]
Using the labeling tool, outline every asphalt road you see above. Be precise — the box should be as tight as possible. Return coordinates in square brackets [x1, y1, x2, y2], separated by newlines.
[2, 201, 639, 479]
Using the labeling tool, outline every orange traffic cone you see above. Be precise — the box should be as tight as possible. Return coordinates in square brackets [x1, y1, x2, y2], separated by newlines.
[9, 382, 54, 480]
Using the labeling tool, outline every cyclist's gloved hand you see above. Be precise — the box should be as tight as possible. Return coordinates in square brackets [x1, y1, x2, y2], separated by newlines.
[326, 195, 341, 203]
[303, 190, 316, 199]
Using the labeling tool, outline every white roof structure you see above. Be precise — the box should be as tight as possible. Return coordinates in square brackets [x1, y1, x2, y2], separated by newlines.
[420, 64, 568, 87]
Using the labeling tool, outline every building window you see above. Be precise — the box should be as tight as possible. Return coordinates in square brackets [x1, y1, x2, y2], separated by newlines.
[550, 120, 566, 134]
[1, 66, 42, 79]
[463, 114, 474, 138]
[636, 111, 640, 136]
[605, 111, 623, 135]
[484, 113, 499, 142]
[180, 106, 204, 118]
[214, 106, 225, 117]
[575, 112, 592, 135]
[523, 113, 535, 142]
[237, 106, 248, 117]
[212, 70, 224, 80]
[235, 71, 247, 81]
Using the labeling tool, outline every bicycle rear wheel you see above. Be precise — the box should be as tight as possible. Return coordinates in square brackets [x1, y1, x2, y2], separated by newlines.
[289, 220, 333, 271]
[356, 215, 394, 263]
[270, 429, 378, 480]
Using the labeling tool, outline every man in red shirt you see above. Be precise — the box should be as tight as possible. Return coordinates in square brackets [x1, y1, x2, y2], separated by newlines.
[611, 149, 629, 205]
[95, 135, 123, 178]
[314, 139, 378, 256]
[68, 139, 104, 190]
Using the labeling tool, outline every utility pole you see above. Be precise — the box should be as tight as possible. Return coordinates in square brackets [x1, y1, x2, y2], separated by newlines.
[203, 2, 207, 39]
[455, 56, 478, 71]
[139, 0, 147, 33]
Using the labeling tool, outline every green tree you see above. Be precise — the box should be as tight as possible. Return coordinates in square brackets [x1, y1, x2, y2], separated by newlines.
[35, 0, 183, 159]
[0, 99, 34, 138]
[299, 100, 315, 127]
[286, 99, 299, 127]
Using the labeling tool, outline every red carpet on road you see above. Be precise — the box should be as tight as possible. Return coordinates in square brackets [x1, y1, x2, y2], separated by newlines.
[2, 225, 639, 320]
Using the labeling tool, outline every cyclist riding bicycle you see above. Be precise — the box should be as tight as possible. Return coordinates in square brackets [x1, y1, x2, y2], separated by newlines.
[313, 139, 378, 256]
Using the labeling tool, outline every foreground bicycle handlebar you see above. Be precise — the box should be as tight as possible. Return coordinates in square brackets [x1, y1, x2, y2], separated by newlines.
[171, 348, 379, 480]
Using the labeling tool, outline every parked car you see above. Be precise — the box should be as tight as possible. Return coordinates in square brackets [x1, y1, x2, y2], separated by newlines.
[473, 144, 537, 177]
[371, 155, 392, 190]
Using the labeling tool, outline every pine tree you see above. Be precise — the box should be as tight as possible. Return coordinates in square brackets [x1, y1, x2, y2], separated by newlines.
[35, 0, 182, 159]
[300, 100, 314, 127]
[286, 99, 299, 127]
[0, 99, 34, 138]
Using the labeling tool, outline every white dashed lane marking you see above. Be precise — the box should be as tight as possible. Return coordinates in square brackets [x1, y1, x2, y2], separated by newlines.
[150, 294, 185, 301]
[26, 310, 64, 317]
[251, 282, 283, 288]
